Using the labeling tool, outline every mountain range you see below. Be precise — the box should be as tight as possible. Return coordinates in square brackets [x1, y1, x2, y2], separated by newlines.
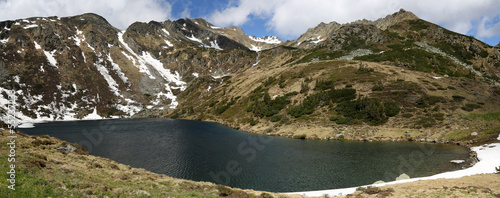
[1, 9, 500, 143]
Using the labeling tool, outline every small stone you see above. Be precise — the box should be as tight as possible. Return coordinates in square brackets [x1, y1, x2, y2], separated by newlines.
[450, 160, 465, 164]
[471, 132, 478, 136]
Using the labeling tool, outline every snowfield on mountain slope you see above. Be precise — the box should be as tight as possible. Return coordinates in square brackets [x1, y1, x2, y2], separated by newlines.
[249, 35, 282, 44]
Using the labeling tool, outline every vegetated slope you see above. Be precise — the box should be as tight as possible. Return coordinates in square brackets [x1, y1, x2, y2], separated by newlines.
[167, 9, 500, 145]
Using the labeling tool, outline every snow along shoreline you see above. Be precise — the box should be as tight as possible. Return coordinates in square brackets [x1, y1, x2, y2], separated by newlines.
[13, 107, 113, 129]
[287, 133, 500, 197]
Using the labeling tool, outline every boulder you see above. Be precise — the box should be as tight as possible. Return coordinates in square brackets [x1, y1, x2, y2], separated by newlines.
[56, 144, 76, 152]
[373, 180, 385, 184]
[450, 160, 465, 164]
[396, 173, 410, 181]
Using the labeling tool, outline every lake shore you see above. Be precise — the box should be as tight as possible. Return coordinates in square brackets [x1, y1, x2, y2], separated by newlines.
[9, 116, 500, 197]
[287, 133, 500, 196]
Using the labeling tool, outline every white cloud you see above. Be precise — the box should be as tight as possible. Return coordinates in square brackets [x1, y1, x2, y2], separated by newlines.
[0, 0, 173, 29]
[208, 0, 500, 41]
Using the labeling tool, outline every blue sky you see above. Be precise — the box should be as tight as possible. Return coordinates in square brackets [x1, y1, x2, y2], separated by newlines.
[1, 0, 499, 46]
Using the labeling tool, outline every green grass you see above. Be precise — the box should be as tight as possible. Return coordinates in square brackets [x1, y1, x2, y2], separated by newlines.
[462, 112, 500, 120]
[295, 49, 345, 64]
[443, 126, 500, 142]
[354, 48, 461, 76]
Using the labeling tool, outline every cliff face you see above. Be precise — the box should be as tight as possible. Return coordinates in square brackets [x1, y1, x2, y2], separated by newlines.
[1, 9, 500, 132]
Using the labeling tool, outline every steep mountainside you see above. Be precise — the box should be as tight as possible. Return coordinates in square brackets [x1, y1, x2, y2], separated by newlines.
[0, 14, 259, 125]
[1, 9, 500, 144]
[165, 10, 500, 144]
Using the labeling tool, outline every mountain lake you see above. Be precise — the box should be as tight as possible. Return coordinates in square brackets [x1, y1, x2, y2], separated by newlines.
[20, 118, 470, 192]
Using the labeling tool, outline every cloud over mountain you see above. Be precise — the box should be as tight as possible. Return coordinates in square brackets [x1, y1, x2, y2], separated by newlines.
[0, 0, 173, 29]
[208, 0, 500, 43]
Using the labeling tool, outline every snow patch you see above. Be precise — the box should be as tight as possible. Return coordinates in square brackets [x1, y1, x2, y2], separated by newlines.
[107, 54, 130, 85]
[210, 26, 222, 29]
[0, 38, 8, 44]
[249, 45, 262, 52]
[161, 28, 170, 36]
[82, 107, 103, 120]
[72, 27, 85, 47]
[207, 85, 211, 92]
[140, 51, 186, 90]
[209, 40, 222, 50]
[33, 41, 41, 49]
[164, 39, 173, 47]
[249, 35, 282, 44]
[187, 34, 203, 43]
[43, 50, 58, 67]
[94, 58, 121, 97]
[118, 31, 155, 79]
[310, 36, 325, 44]
[23, 24, 38, 29]
[192, 73, 199, 78]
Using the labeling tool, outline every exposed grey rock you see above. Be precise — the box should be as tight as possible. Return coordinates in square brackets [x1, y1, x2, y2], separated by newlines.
[56, 144, 76, 152]
[471, 132, 478, 136]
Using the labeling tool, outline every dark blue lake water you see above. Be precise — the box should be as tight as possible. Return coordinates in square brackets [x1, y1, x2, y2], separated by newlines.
[21, 118, 469, 192]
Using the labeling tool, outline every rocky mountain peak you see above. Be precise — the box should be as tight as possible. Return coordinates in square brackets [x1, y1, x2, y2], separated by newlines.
[372, 8, 419, 30]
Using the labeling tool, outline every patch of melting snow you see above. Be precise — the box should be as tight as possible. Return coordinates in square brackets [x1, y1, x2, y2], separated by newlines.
[72, 27, 85, 47]
[187, 34, 203, 43]
[94, 57, 121, 97]
[206, 85, 211, 92]
[164, 39, 174, 47]
[249, 44, 262, 52]
[82, 107, 103, 120]
[249, 35, 282, 44]
[0, 38, 8, 44]
[192, 73, 199, 78]
[33, 41, 41, 49]
[212, 73, 230, 79]
[210, 40, 222, 50]
[310, 36, 325, 44]
[107, 54, 130, 85]
[162, 28, 170, 36]
[139, 51, 186, 90]
[23, 24, 38, 29]
[43, 50, 58, 68]
[288, 134, 500, 197]
[118, 31, 155, 79]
